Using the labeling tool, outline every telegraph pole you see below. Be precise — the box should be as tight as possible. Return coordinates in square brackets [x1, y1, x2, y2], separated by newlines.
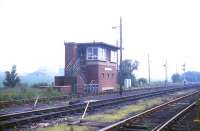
[148, 54, 151, 88]
[182, 63, 186, 86]
[112, 16, 123, 95]
[163, 60, 168, 87]
[119, 16, 123, 95]
[116, 40, 119, 72]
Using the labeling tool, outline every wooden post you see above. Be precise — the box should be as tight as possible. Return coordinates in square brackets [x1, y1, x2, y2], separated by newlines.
[81, 101, 90, 119]
[33, 96, 39, 109]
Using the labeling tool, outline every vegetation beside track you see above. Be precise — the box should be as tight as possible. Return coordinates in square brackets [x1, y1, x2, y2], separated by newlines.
[193, 99, 200, 130]
[36, 124, 96, 131]
[85, 98, 163, 122]
[0, 87, 64, 101]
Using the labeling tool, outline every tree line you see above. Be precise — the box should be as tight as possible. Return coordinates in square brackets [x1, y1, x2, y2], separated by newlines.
[2, 63, 199, 88]
[171, 71, 200, 83]
[0, 65, 54, 88]
[1, 61, 146, 88]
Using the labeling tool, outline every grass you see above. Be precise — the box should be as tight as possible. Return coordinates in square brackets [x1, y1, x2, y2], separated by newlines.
[0, 87, 65, 101]
[85, 89, 193, 122]
[36, 124, 96, 131]
[85, 98, 163, 122]
[194, 99, 200, 122]
[34, 98, 163, 131]
[32, 98, 162, 131]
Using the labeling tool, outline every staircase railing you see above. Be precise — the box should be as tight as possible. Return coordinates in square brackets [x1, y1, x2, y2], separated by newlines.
[65, 59, 79, 76]
[65, 58, 76, 70]
[65, 58, 87, 86]
[84, 80, 99, 94]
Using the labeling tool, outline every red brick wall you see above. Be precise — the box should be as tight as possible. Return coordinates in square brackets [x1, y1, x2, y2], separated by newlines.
[65, 43, 77, 76]
[63, 43, 118, 93]
[76, 75, 85, 94]
[54, 85, 72, 94]
[85, 62, 117, 91]
[64, 77, 76, 85]
[86, 64, 99, 84]
[55, 76, 65, 86]
[64, 76, 85, 94]
[98, 64, 117, 91]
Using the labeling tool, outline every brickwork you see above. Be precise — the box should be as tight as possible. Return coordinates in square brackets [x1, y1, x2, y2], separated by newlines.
[55, 42, 119, 94]
[54, 76, 65, 86]
[76, 75, 85, 94]
[86, 64, 99, 84]
[85, 62, 117, 91]
[65, 43, 77, 76]
[54, 86, 71, 94]
[98, 64, 117, 91]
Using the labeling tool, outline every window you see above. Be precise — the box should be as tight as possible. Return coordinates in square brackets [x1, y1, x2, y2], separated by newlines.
[87, 47, 106, 60]
[102, 73, 104, 78]
[112, 73, 114, 79]
[98, 48, 106, 61]
[87, 47, 98, 60]
[111, 50, 117, 62]
[107, 73, 110, 79]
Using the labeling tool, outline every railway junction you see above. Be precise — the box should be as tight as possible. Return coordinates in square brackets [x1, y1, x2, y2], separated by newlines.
[1, 84, 200, 131]
[1, 42, 200, 131]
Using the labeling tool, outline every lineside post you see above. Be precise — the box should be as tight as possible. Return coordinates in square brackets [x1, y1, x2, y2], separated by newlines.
[33, 95, 39, 109]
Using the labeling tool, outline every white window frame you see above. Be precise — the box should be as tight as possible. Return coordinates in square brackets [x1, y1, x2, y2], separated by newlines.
[87, 47, 106, 61]
[87, 47, 98, 60]
[98, 48, 106, 61]
[110, 50, 117, 63]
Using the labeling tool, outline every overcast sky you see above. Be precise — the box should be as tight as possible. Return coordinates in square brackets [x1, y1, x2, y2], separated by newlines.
[0, 0, 200, 80]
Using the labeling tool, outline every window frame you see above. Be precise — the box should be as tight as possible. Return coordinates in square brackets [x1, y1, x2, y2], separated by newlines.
[87, 47, 98, 60]
[110, 50, 117, 63]
[86, 47, 107, 61]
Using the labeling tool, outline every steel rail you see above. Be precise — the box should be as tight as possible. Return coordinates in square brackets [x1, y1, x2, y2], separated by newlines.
[0, 86, 198, 129]
[0, 87, 183, 120]
[154, 101, 197, 131]
[0, 87, 155, 107]
[98, 90, 200, 131]
[0, 83, 194, 108]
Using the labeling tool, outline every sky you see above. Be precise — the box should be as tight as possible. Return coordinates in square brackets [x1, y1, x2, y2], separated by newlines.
[0, 0, 200, 80]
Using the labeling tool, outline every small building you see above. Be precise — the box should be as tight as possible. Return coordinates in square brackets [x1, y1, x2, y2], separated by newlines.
[55, 42, 119, 94]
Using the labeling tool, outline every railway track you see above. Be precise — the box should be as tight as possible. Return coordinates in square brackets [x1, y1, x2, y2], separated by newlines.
[0, 85, 199, 129]
[0, 83, 192, 108]
[98, 90, 200, 131]
[0, 86, 161, 108]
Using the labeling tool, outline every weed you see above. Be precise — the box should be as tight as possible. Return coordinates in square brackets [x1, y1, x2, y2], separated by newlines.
[0, 87, 64, 101]
[36, 124, 95, 131]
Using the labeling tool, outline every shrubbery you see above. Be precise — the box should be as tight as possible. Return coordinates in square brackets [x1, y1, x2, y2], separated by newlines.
[3, 65, 20, 88]
[32, 82, 49, 88]
[0, 87, 64, 101]
[44, 86, 63, 97]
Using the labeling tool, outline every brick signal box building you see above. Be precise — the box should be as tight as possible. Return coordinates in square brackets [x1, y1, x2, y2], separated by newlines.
[55, 42, 119, 94]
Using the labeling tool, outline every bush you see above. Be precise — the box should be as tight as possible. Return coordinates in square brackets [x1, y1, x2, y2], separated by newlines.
[0, 87, 64, 101]
[0, 87, 41, 101]
[43, 87, 63, 97]
[32, 82, 49, 88]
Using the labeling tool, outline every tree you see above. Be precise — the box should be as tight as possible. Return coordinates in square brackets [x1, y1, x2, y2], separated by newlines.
[171, 73, 182, 83]
[131, 74, 137, 86]
[183, 71, 200, 82]
[119, 59, 139, 86]
[138, 78, 148, 86]
[121, 59, 138, 75]
[3, 65, 20, 88]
